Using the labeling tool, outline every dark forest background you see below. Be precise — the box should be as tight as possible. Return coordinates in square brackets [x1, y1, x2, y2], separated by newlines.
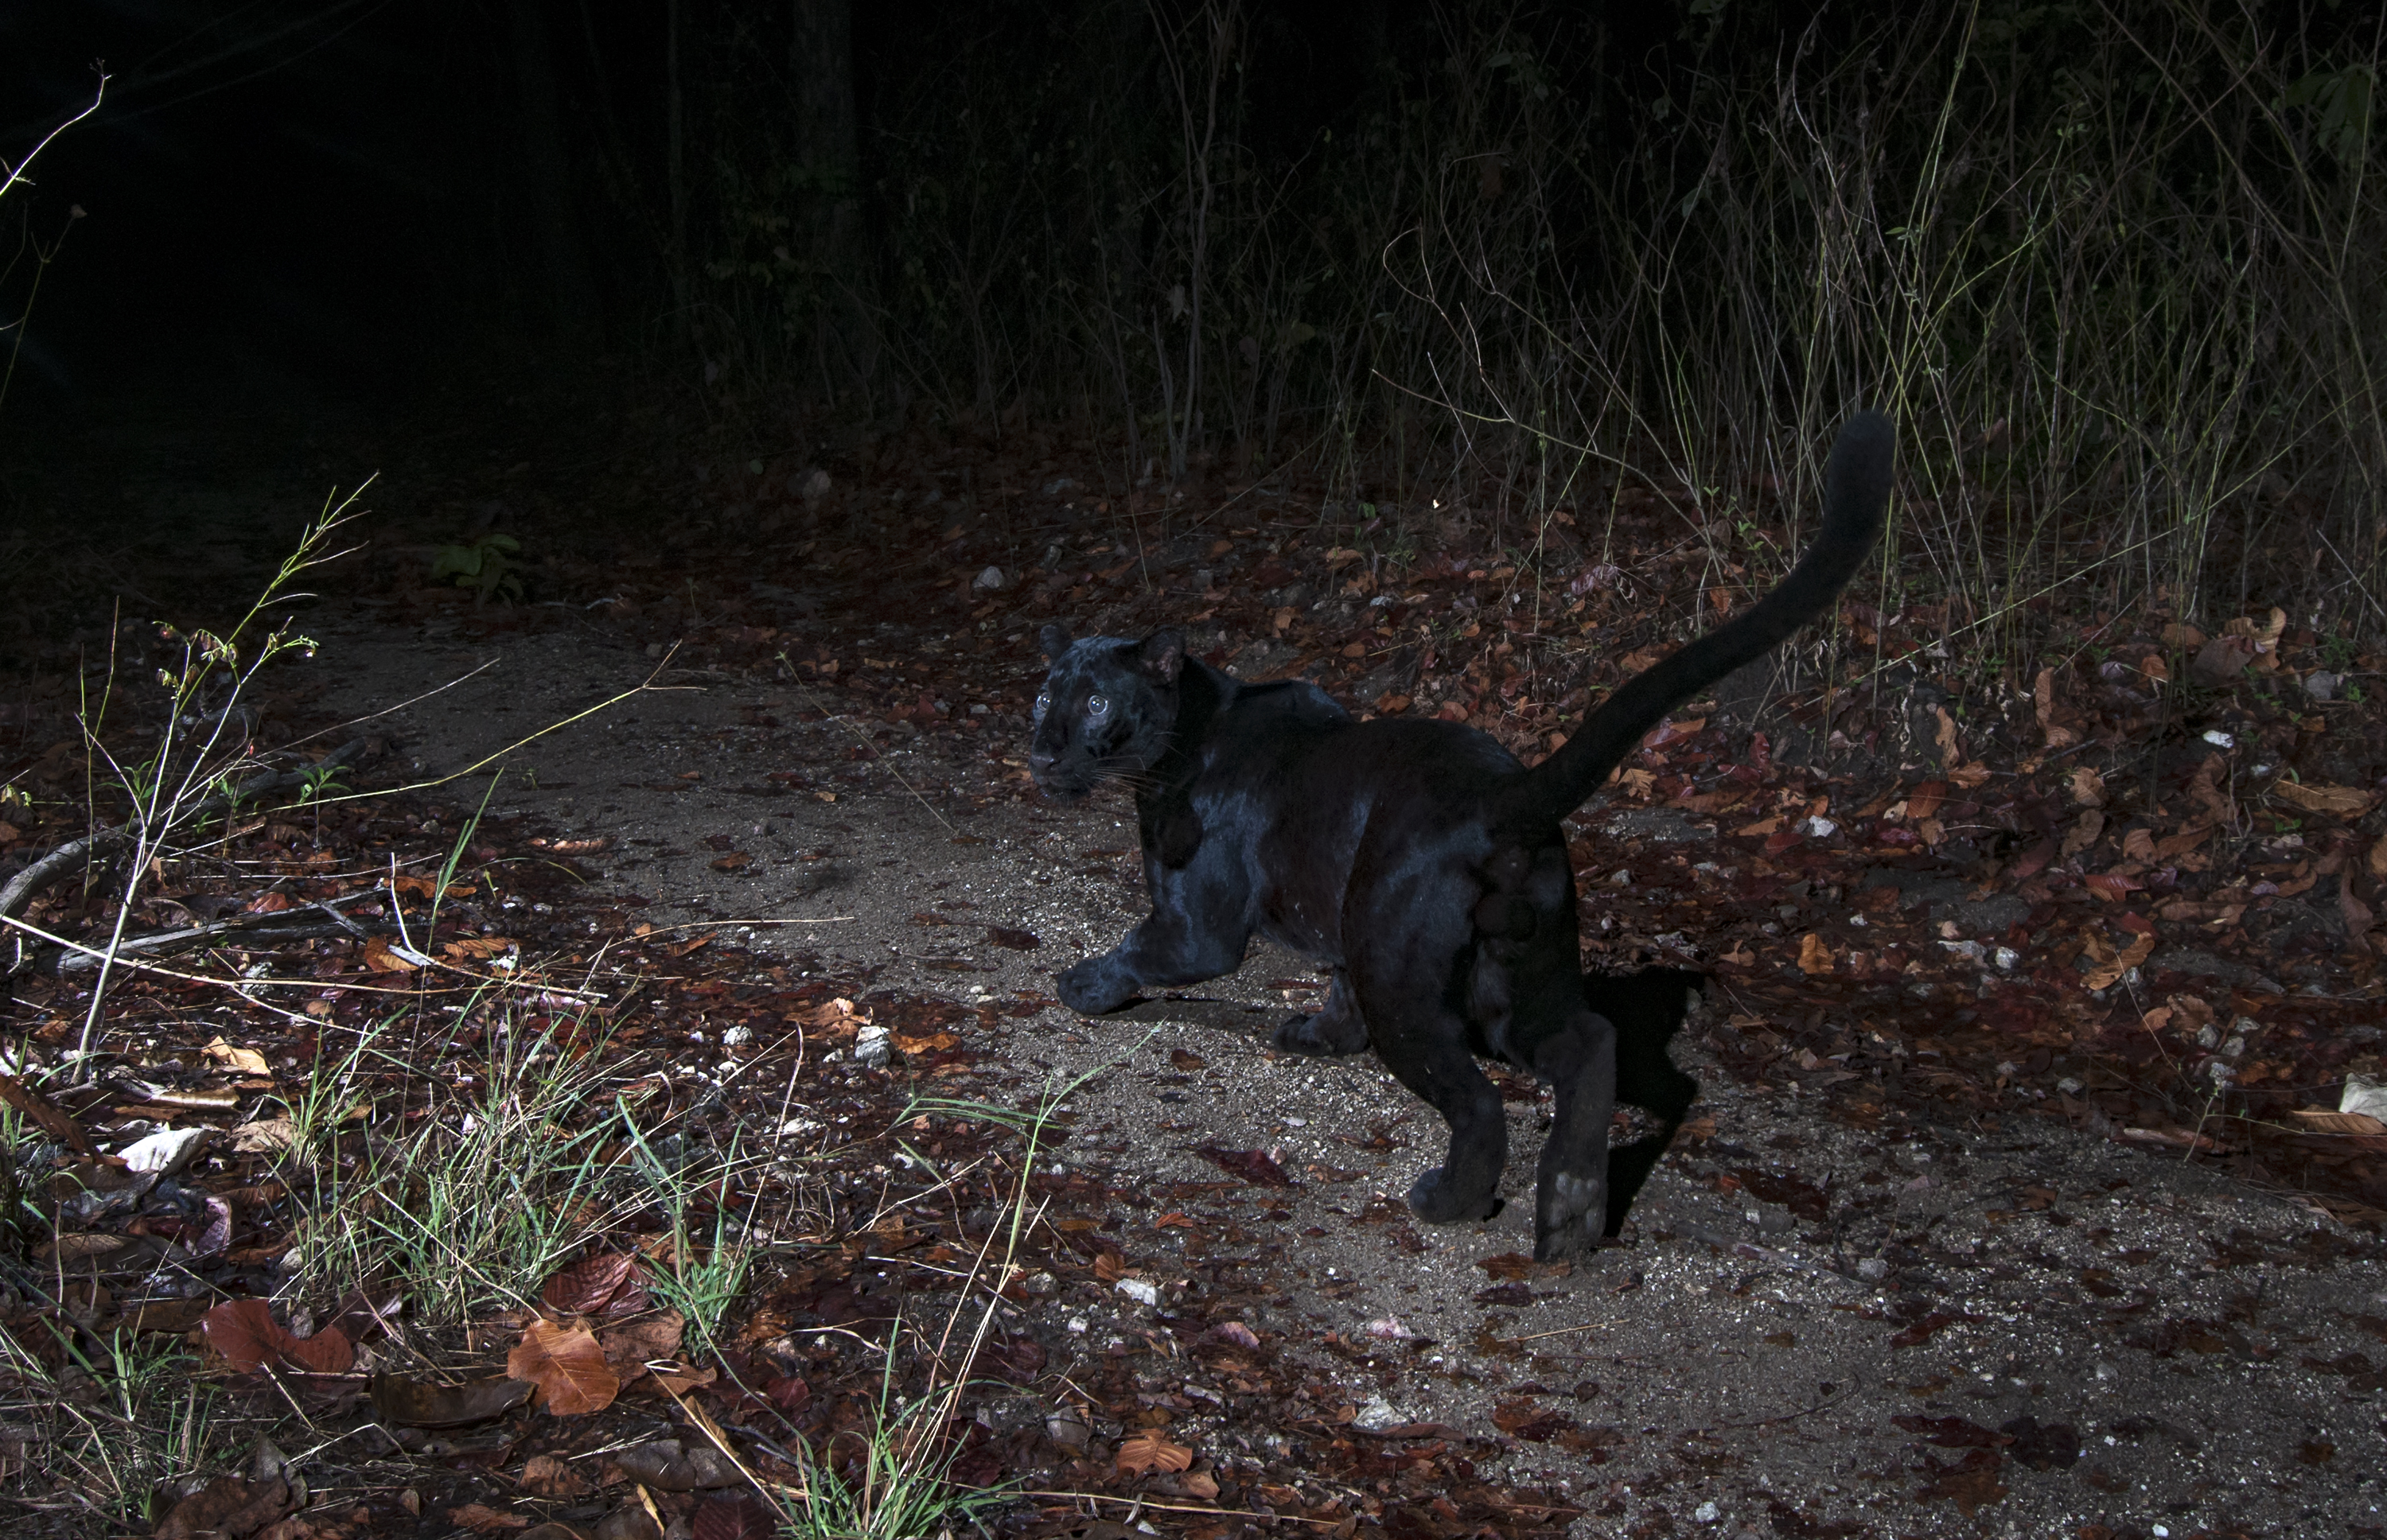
[4, 1, 2383, 647]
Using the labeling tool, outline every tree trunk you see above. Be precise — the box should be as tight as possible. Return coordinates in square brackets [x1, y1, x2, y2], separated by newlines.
[507, 0, 599, 351]
[791, 0, 870, 399]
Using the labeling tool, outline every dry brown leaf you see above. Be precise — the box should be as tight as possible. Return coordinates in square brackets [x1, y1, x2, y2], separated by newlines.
[510, 1320, 618, 1416]
[1946, 764, 1992, 789]
[2122, 826, 2157, 861]
[448, 1505, 534, 1533]
[2066, 767, 2106, 807]
[201, 1298, 355, 1375]
[2342, 884, 2376, 939]
[2292, 1110, 2387, 1135]
[599, 1311, 686, 1379]
[2187, 756, 2232, 821]
[2081, 929, 2156, 991]
[202, 1037, 273, 1075]
[1797, 932, 1834, 975]
[1933, 706, 1965, 769]
[2272, 780, 2372, 818]
[518, 1455, 590, 1499]
[1116, 1429, 1195, 1475]
[154, 1475, 292, 1540]
[541, 1250, 641, 1316]
[790, 997, 864, 1030]
[370, 1372, 535, 1428]
[0, 1071, 92, 1154]
[360, 936, 419, 973]
[691, 1496, 779, 1540]
[2060, 810, 2105, 860]
[2033, 667, 2077, 749]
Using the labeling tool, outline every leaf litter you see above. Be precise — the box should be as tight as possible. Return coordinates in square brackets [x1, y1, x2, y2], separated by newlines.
[1, 412, 2383, 1537]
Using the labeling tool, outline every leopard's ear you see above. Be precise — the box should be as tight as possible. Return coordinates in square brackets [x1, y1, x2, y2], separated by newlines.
[1137, 628, 1186, 684]
[1038, 624, 1073, 660]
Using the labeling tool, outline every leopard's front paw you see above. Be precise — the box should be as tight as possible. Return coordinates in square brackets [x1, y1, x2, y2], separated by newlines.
[1057, 956, 1139, 1016]
[1407, 1167, 1504, 1225]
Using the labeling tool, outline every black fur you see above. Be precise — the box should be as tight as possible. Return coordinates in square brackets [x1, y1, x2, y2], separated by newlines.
[1028, 412, 1892, 1259]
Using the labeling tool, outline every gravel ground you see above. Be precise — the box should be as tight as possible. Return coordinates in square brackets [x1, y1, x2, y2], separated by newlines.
[301, 605, 2387, 1540]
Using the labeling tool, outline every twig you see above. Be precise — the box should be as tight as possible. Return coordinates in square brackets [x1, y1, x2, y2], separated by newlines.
[0, 737, 376, 928]
[1676, 1223, 1865, 1286]
[782, 663, 956, 834]
[309, 648, 683, 807]
[1012, 1491, 1361, 1526]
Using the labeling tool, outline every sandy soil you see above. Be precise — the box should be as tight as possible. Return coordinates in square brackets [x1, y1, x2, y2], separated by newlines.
[301, 600, 2387, 1540]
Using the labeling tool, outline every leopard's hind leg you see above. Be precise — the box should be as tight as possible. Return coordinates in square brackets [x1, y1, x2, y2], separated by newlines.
[1528, 1006, 1618, 1261]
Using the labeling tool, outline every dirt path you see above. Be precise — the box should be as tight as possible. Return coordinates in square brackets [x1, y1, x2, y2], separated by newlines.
[302, 599, 2387, 1540]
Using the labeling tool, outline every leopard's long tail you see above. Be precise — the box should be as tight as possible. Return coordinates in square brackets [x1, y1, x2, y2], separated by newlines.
[1507, 410, 1894, 829]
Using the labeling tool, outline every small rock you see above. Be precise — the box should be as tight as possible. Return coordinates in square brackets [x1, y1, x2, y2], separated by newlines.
[1353, 1394, 1405, 1432]
[854, 1024, 890, 1068]
[2342, 1074, 2387, 1120]
[972, 566, 1005, 592]
[1695, 1500, 1722, 1523]
[1115, 1278, 1159, 1306]
[2305, 670, 2339, 702]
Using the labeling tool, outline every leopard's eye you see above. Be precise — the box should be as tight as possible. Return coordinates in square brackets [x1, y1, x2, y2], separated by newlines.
[1087, 693, 1111, 719]
[1034, 692, 1050, 719]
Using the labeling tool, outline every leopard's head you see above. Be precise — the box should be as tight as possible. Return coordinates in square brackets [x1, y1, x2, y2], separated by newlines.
[1027, 624, 1186, 801]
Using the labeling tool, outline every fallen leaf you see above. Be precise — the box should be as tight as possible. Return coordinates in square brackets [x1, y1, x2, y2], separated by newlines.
[0, 1071, 93, 1153]
[2272, 780, 2372, 818]
[2191, 635, 2256, 685]
[2033, 668, 2077, 749]
[370, 1372, 535, 1428]
[542, 1251, 644, 1316]
[986, 926, 1041, 950]
[2082, 871, 2144, 902]
[1797, 932, 1835, 975]
[2059, 810, 2105, 859]
[692, 1495, 780, 1540]
[201, 1299, 355, 1375]
[1116, 1429, 1194, 1475]
[511, 1320, 618, 1416]
[154, 1475, 292, 1540]
[2341, 885, 2375, 939]
[1915, 1449, 2007, 1515]
[202, 1037, 273, 1075]
[2066, 767, 2107, 807]
[360, 935, 420, 973]
[1933, 706, 1965, 769]
[518, 1455, 590, 1499]
[1194, 1145, 1292, 1187]
[599, 1311, 687, 1379]
[2291, 1110, 2387, 1135]
[2081, 928, 2155, 990]
[1894, 1414, 2012, 1449]
[448, 1504, 533, 1532]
